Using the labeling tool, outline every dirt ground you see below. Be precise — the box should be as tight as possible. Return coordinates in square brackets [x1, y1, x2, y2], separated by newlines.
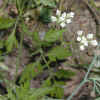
[0, 0, 100, 100]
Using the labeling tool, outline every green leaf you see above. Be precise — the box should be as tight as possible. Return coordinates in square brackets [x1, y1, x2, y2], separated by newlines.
[0, 62, 8, 71]
[29, 87, 54, 100]
[42, 97, 63, 100]
[0, 96, 8, 100]
[33, 32, 41, 43]
[40, 0, 56, 7]
[44, 29, 65, 42]
[47, 46, 72, 61]
[95, 97, 100, 100]
[0, 17, 14, 29]
[39, 7, 52, 23]
[42, 78, 52, 87]
[5, 33, 18, 52]
[21, 22, 33, 36]
[33, 31, 52, 47]
[53, 86, 64, 98]
[55, 69, 75, 79]
[54, 81, 65, 86]
[20, 62, 43, 83]
[0, 40, 4, 49]
[7, 88, 16, 100]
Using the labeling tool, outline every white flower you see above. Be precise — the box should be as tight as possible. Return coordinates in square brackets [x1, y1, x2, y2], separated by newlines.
[90, 40, 98, 46]
[81, 36, 88, 46]
[25, 17, 30, 21]
[87, 34, 93, 39]
[69, 12, 75, 17]
[81, 36, 87, 41]
[83, 40, 88, 46]
[60, 22, 66, 28]
[56, 9, 61, 16]
[59, 16, 65, 22]
[51, 9, 75, 28]
[61, 12, 67, 18]
[77, 30, 83, 36]
[67, 12, 75, 18]
[66, 19, 72, 24]
[77, 36, 81, 41]
[80, 45, 85, 51]
[51, 16, 57, 22]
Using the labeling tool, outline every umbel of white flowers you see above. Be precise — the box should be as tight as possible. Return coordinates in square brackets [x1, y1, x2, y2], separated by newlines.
[77, 30, 98, 51]
[51, 9, 75, 28]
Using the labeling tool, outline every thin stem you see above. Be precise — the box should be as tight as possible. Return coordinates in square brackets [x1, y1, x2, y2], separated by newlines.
[13, 16, 23, 83]
[59, 0, 64, 10]
[41, 53, 50, 69]
[31, 49, 41, 56]
[67, 53, 98, 100]
[67, 80, 87, 100]
[15, 28, 24, 76]
[84, 55, 97, 80]
[15, 21, 24, 81]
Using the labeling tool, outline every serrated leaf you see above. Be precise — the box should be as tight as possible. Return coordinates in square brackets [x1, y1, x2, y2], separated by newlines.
[0, 17, 14, 29]
[47, 46, 72, 61]
[55, 69, 75, 79]
[44, 29, 64, 42]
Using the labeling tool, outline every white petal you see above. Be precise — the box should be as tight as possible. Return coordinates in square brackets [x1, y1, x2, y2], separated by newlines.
[51, 16, 57, 22]
[87, 34, 93, 39]
[69, 12, 75, 17]
[81, 40, 87, 45]
[77, 30, 83, 36]
[66, 19, 72, 24]
[77, 37, 81, 41]
[61, 12, 66, 18]
[82, 36, 87, 43]
[60, 22, 66, 28]
[67, 12, 75, 18]
[81, 36, 88, 46]
[56, 9, 61, 16]
[80, 45, 85, 51]
[90, 40, 98, 46]
[25, 17, 30, 21]
[83, 41, 88, 46]
[59, 16, 65, 22]
[82, 36, 87, 41]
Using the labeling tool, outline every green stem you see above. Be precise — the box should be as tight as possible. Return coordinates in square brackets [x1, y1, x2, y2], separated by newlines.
[41, 53, 50, 69]
[15, 29, 24, 74]
[39, 48, 50, 70]
[67, 51, 98, 100]
[59, 0, 64, 10]
[84, 55, 97, 80]
[0, 0, 8, 13]
[15, 21, 24, 81]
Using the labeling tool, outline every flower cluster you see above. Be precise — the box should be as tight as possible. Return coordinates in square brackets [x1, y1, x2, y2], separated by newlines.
[51, 9, 75, 28]
[77, 30, 98, 51]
